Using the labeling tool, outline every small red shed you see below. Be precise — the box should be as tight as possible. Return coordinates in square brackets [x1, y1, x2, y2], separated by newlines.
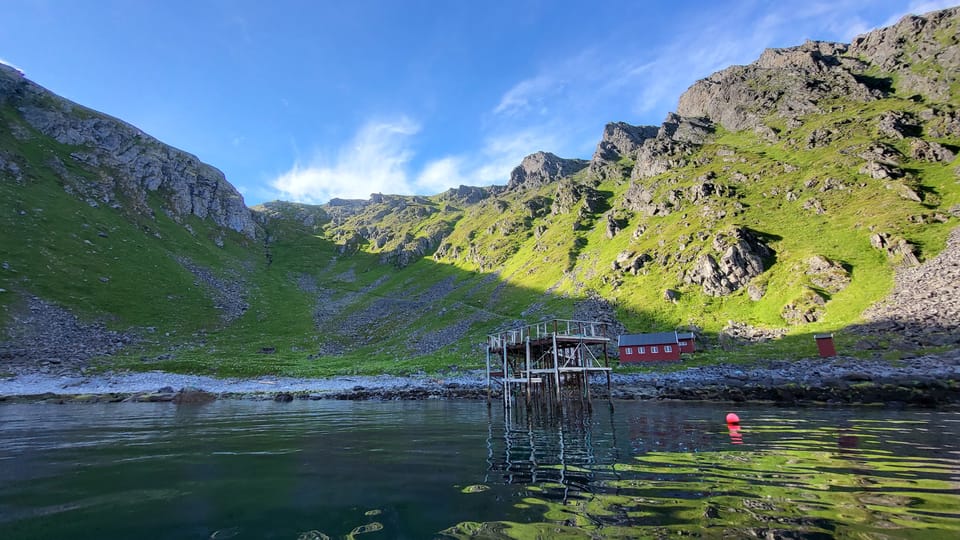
[814, 334, 837, 358]
[618, 332, 681, 362]
[676, 332, 696, 354]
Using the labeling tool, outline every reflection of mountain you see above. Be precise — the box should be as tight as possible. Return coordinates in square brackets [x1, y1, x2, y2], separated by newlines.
[455, 408, 960, 539]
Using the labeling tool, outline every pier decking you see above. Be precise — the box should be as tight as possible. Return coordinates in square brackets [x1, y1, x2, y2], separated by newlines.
[486, 319, 612, 407]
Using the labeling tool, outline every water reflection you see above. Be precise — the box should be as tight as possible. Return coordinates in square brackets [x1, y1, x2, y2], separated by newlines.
[485, 402, 613, 503]
[459, 404, 960, 539]
[2, 401, 959, 538]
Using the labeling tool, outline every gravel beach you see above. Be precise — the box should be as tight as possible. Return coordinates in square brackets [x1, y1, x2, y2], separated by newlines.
[2, 349, 959, 405]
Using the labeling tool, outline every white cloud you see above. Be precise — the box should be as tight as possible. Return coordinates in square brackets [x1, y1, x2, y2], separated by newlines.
[493, 75, 561, 117]
[414, 127, 563, 195]
[416, 157, 468, 193]
[270, 117, 419, 203]
[268, 113, 568, 203]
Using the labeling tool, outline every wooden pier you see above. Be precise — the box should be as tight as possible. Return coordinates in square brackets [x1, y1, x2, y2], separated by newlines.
[486, 319, 612, 408]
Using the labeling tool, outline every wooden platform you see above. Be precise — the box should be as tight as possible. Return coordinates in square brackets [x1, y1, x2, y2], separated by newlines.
[486, 319, 612, 407]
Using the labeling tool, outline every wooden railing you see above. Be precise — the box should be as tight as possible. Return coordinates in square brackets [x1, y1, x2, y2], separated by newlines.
[487, 319, 609, 349]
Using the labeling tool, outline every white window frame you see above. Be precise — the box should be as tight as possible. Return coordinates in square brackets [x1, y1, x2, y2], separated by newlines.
[651, 346, 659, 353]
[664, 345, 673, 353]
[625, 347, 632, 355]
[638, 347, 645, 354]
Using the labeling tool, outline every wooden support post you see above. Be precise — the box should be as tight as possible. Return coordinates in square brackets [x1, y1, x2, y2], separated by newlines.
[502, 338, 509, 410]
[552, 333, 561, 402]
[603, 324, 611, 398]
[486, 345, 491, 404]
[525, 336, 532, 404]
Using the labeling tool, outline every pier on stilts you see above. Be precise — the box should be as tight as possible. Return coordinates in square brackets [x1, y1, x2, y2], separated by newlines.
[486, 319, 613, 409]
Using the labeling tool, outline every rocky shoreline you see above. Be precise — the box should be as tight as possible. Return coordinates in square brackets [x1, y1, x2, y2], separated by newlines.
[2, 349, 958, 407]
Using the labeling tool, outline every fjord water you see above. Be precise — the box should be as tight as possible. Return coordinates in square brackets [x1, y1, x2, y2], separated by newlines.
[1, 400, 958, 539]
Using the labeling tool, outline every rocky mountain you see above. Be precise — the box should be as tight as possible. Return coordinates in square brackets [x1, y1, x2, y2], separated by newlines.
[1, 7, 959, 378]
[0, 63, 257, 239]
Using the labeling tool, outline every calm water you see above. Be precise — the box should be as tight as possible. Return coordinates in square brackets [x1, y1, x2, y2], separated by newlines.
[0, 400, 958, 539]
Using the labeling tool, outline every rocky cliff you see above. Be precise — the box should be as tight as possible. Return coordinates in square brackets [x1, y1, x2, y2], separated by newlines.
[0, 63, 257, 239]
[676, 7, 960, 133]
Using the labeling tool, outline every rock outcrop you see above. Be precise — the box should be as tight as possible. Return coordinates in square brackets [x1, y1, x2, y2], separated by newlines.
[507, 152, 589, 190]
[589, 122, 658, 179]
[849, 7, 960, 102]
[676, 40, 876, 132]
[676, 7, 960, 132]
[0, 63, 257, 239]
[684, 228, 774, 296]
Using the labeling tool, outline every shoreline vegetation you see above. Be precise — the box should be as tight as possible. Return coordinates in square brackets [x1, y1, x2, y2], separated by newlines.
[2, 349, 958, 407]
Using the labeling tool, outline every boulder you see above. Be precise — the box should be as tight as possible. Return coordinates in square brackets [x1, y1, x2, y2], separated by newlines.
[173, 387, 216, 404]
[685, 228, 774, 296]
[806, 255, 851, 293]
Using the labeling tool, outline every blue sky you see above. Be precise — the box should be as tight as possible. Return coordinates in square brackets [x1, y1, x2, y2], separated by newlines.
[1, 0, 956, 205]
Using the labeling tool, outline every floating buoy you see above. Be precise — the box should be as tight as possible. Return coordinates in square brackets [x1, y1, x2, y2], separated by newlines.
[726, 412, 740, 424]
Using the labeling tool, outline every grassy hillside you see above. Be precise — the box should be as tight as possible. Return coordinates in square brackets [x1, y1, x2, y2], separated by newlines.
[2, 11, 959, 378]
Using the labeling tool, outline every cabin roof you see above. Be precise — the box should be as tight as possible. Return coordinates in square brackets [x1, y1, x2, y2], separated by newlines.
[618, 332, 679, 347]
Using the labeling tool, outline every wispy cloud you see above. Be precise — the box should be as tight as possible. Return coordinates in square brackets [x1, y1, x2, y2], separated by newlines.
[270, 117, 420, 203]
[416, 157, 468, 193]
[269, 118, 561, 203]
[493, 75, 561, 117]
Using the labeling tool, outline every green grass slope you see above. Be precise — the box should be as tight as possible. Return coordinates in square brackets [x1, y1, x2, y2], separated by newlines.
[2, 11, 959, 378]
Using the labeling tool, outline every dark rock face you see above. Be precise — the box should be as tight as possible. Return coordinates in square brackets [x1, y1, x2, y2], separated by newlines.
[630, 116, 708, 180]
[0, 64, 257, 239]
[589, 122, 659, 179]
[507, 152, 588, 190]
[439, 185, 490, 205]
[592, 122, 659, 162]
[685, 228, 774, 296]
[380, 221, 453, 268]
[676, 41, 876, 132]
[551, 181, 603, 216]
[676, 8, 960, 132]
[849, 7, 960, 102]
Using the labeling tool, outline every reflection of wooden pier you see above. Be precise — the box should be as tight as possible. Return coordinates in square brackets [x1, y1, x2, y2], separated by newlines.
[486, 319, 612, 408]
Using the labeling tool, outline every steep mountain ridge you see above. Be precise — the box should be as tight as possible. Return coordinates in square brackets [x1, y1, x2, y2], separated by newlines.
[0, 63, 257, 239]
[2, 7, 959, 378]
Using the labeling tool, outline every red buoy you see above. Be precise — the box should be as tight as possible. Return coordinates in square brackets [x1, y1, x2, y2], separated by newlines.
[726, 412, 740, 424]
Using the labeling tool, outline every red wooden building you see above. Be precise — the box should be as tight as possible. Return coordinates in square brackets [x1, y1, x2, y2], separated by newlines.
[814, 333, 836, 357]
[618, 332, 681, 362]
[676, 332, 696, 354]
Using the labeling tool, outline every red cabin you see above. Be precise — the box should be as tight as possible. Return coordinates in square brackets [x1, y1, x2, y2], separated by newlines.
[618, 332, 681, 362]
[676, 332, 696, 354]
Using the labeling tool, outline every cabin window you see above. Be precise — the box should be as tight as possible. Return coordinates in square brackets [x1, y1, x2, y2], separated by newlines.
[679, 341, 687, 346]
[651, 346, 658, 353]
[664, 345, 673, 353]
[638, 347, 645, 354]
[625, 347, 632, 355]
